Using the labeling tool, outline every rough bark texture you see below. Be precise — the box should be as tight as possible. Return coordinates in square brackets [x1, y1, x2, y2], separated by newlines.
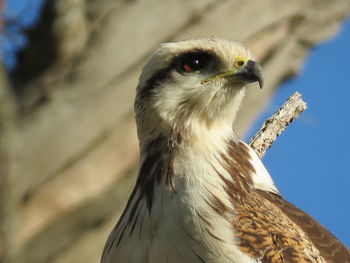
[0, 0, 349, 262]
[249, 92, 307, 159]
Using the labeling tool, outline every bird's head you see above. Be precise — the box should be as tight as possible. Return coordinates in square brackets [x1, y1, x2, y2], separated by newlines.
[135, 38, 263, 144]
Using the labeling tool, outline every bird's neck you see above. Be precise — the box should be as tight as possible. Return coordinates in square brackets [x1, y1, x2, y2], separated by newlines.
[137, 122, 242, 193]
[140, 125, 235, 162]
[139, 117, 237, 152]
[136, 88, 245, 153]
[136, 109, 280, 200]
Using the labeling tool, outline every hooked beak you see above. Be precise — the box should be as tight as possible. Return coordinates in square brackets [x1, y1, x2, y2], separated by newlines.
[231, 60, 263, 89]
[202, 60, 264, 89]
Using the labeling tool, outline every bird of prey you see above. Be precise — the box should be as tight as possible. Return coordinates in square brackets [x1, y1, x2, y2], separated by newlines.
[101, 38, 350, 263]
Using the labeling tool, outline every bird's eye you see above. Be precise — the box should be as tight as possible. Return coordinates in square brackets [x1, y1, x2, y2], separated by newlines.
[180, 53, 209, 73]
[235, 60, 245, 67]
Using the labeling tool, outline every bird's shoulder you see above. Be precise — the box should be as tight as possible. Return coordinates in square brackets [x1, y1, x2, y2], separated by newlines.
[232, 188, 325, 262]
[257, 189, 350, 263]
[225, 141, 350, 262]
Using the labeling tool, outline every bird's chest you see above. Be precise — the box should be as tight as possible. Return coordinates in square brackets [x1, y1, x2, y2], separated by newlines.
[103, 143, 257, 263]
[140, 184, 253, 263]
[141, 150, 258, 263]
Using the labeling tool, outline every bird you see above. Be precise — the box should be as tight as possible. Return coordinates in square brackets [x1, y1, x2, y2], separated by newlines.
[101, 38, 350, 263]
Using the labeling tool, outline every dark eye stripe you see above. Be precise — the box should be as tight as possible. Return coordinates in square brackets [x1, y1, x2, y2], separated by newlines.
[137, 49, 220, 100]
[137, 66, 174, 100]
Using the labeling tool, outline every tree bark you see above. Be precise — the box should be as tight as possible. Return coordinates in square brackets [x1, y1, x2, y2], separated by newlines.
[249, 92, 307, 158]
[0, 65, 20, 263]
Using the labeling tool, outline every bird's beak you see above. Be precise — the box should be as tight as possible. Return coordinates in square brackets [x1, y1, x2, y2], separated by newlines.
[227, 60, 263, 89]
[202, 60, 264, 89]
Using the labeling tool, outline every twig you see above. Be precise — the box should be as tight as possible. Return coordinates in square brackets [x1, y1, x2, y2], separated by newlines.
[248, 92, 307, 159]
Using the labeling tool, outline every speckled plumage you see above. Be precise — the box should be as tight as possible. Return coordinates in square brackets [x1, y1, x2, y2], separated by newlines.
[101, 38, 350, 263]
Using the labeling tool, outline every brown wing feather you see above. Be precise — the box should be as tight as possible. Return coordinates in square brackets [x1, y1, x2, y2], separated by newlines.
[222, 141, 329, 262]
[257, 189, 350, 263]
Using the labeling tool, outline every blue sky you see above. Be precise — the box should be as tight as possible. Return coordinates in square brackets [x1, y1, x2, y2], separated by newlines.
[3, 0, 350, 248]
